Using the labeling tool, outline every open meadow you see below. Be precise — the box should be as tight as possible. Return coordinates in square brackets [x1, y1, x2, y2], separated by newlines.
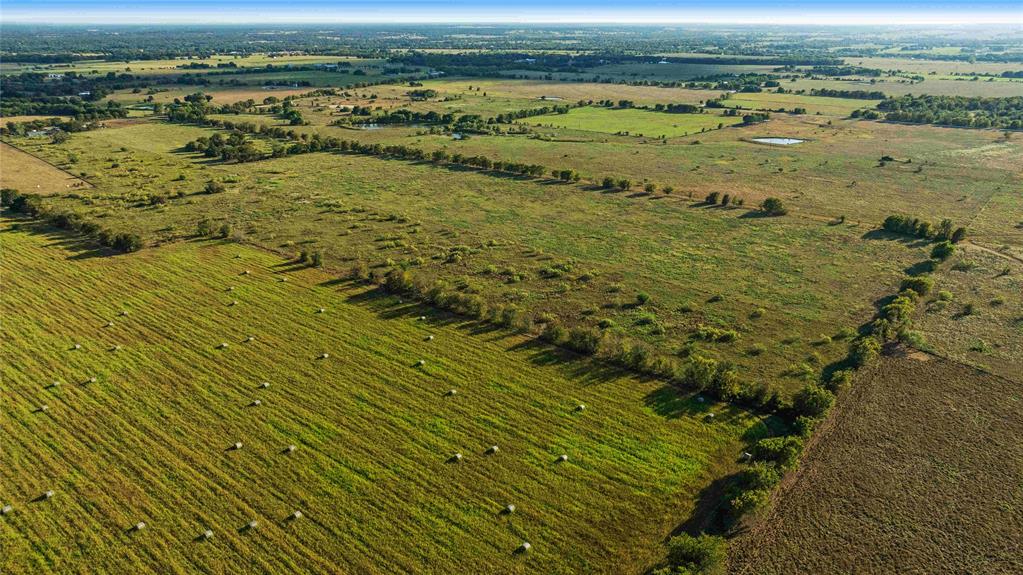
[9, 118, 941, 396]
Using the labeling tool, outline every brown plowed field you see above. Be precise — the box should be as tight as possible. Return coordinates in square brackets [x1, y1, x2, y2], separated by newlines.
[729, 349, 1023, 575]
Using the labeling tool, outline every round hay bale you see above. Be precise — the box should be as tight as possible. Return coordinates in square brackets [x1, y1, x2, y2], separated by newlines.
[418, 316, 426, 321]
[575, 404, 586, 412]
[518, 542, 531, 553]
[50, 381, 61, 388]
[285, 444, 297, 454]
[219, 343, 229, 349]
[246, 520, 258, 529]
[486, 445, 499, 455]
[557, 454, 569, 463]
[135, 522, 146, 531]
[426, 335, 434, 341]
[242, 270, 251, 275]
[317, 308, 325, 314]
[201, 529, 213, 540]
[44, 490, 54, 500]
[88, 376, 97, 384]
[251, 400, 262, 407]
[1, 504, 12, 515]
[73, 344, 81, 350]
[320, 353, 330, 359]
[246, 336, 255, 342]
[120, 310, 129, 316]
[39, 405, 49, 412]
[451, 453, 463, 463]
[233, 442, 243, 450]
[416, 360, 425, 367]
[504, 504, 516, 514]
[106, 321, 115, 328]
[290, 510, 303, 520]
[112, 345, 122, 352]
[227, 286, 235, 292]
[259, 382, 270, 389]
[445, 389, 457, 396]
[230, 300, 238, 306]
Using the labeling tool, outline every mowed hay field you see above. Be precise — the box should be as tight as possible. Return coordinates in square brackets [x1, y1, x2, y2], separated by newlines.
[526, 107, 743, 137]
[0, 142, 91, 195]
[728, 350, 1023, 575]
[0, 218, 765, 574]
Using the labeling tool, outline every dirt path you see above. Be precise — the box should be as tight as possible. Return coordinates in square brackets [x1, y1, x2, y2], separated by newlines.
[961, 239, 1023, 264]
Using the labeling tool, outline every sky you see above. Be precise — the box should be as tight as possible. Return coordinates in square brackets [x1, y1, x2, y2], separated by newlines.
[1, 0, 1022, 25]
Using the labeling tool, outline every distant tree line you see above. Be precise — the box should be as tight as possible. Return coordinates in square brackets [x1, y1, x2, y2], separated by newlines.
[874, 95, 1023, 129]
[809, 88, 887, 100]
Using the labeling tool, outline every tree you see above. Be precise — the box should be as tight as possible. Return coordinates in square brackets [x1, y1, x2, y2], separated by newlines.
[759, 197, 788, 216]
[950, 227, 967, 244]
[705, 191, 720, 204]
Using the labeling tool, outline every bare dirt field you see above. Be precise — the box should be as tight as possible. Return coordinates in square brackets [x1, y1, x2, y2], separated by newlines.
[729, 348, 1023, 575]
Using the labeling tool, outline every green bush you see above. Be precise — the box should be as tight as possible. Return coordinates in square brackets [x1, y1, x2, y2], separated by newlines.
[900, 275, 934, 297]
[753, 435, 804, 470]
[792, 384, 834, 419]
[662, 533, 727, 575]
[931, 241, 955, 261]
[203, 180, 226, 194]
[849, 336, 881, 368]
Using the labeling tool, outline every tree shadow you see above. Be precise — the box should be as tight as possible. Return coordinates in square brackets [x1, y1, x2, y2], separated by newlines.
[642, 385, 713, 419]
[2, 218, 117, 260]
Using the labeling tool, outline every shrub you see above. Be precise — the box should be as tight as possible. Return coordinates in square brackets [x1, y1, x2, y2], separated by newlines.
[826, 369, 854, 393]
[792, 384, 834, 419]
[705, 191, 720, 204]
[728, 488, 771, 518]
[217, 223, 232, 239]
[196, 218, 214, 237]
[759, 197, 788, 216]
[540, 322, 568, 345]
[1, 188, 20, 206]
[900, 275, 933, 297]
[203, 180, 226, 194]
[635, 292, 651, 305]
[310, 251, 323, 267]
[753, 435, 804, 470]
[349, 261, 370, 282]
[662, 533, 727, 575]
[931, 241, 955, 261]
[567, 326, 602, 355]
[849, 336, 882, 368]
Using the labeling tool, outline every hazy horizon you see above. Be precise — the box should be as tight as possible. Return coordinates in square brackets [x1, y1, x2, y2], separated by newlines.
[2, 0, 1021, 26]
